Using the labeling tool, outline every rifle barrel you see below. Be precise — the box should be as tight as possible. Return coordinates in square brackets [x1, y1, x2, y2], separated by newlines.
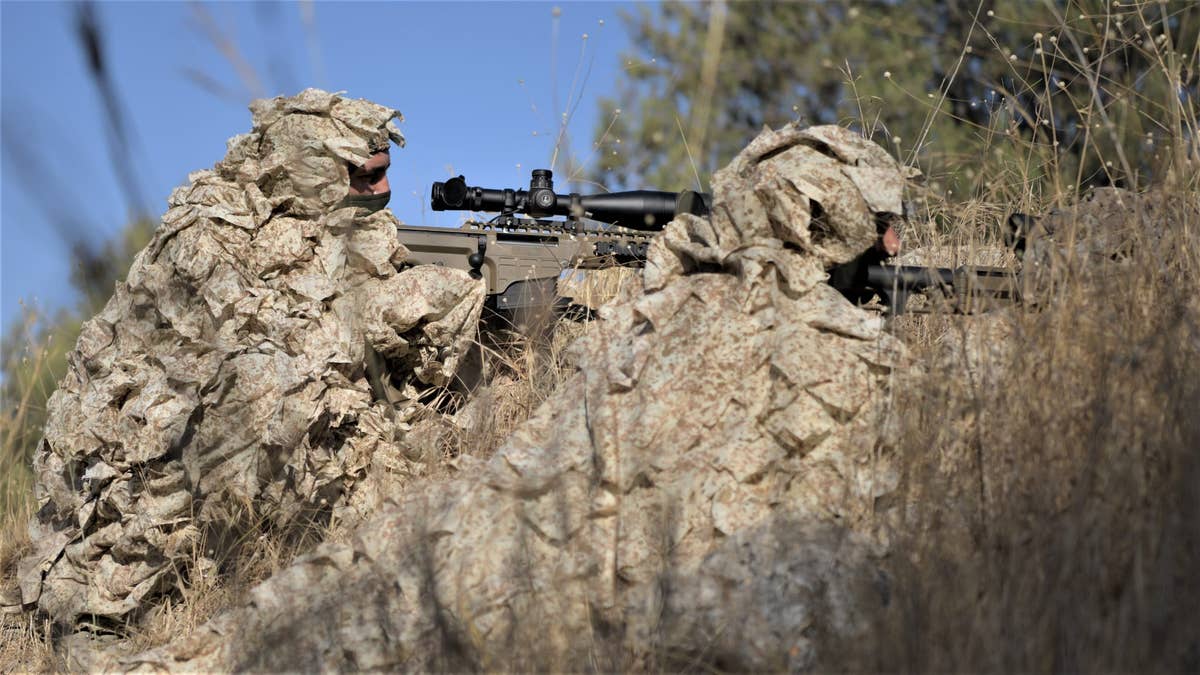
[866, 265, 954, 293]
[859, 263, 1018, 314]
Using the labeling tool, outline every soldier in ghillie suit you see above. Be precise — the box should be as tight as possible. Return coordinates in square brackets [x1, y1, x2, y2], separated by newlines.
[9, 90, 485, 634]
[124, 124, 914, 672]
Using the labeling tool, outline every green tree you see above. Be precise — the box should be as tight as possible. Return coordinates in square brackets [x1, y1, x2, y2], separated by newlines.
[594, 0, 1198, 198]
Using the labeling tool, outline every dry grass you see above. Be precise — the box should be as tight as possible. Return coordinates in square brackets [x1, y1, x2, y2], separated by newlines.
[1, 311, 59, 521]
[0, 501, 60, 673]
[0, 312, 66, 672]
[866, 190, 1200, 672]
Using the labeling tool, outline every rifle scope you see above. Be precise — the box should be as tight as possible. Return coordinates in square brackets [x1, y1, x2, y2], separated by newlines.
[430, 169, 710, 231]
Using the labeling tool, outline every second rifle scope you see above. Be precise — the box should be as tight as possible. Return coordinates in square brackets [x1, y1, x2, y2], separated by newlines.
[430, 169, 710, 230]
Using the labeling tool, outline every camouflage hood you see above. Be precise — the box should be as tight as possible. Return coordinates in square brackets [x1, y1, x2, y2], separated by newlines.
[217, 88, 405, 217]
[648, 123, 914, 296]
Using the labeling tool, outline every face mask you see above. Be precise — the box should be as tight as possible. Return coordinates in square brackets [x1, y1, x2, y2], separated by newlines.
[341, 191, 391, 215]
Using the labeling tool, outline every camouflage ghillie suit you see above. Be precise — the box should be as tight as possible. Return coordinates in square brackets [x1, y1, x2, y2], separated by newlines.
[126, 124, 911, 672]
[11, 89, 484, 627]
[1022, 186, 1182, 297]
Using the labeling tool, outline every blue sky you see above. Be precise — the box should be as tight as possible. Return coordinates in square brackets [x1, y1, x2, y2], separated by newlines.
[1, 1, 641, 333]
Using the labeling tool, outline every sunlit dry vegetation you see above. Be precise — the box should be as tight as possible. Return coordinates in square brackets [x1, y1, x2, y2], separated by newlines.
[2, 0, 1198, 670]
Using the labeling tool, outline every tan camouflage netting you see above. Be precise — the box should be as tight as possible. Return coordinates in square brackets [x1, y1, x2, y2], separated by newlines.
[10, 89, 485, 626]
[121, 124, 915, 672]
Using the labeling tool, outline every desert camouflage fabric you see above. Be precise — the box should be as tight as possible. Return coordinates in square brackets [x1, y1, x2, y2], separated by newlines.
[124, 124, 911, 672]
[10, 89, 485, 626]
[1021, 186, 1179, 300]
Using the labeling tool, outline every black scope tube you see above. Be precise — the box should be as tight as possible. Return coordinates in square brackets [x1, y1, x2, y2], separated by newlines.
[577, 191, 681, 229]
[431, 175, 710, 230]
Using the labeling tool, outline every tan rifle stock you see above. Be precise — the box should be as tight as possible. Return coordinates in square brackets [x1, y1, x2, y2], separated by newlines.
[398, 216, 653, 313]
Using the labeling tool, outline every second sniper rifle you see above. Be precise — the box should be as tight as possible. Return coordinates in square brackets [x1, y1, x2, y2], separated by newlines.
[395, 169, 1019, 318]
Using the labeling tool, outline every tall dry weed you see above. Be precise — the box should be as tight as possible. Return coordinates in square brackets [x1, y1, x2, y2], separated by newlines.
[862, 189, 1200, 672]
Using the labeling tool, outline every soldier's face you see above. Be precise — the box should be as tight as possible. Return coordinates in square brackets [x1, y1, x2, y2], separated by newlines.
[348, 151, 390, 195]
[879, 225, 901, 256]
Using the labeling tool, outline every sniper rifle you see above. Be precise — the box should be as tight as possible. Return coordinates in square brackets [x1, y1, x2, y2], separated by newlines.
[395, 169, 1020, 320]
